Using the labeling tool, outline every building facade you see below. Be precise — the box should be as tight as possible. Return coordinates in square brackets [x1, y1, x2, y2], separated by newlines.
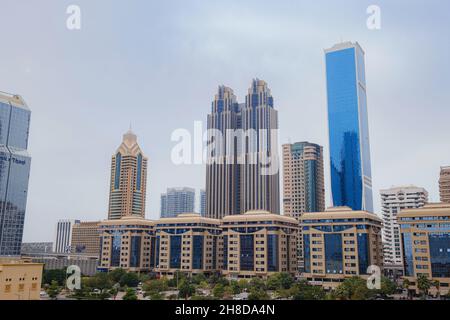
[160, 187, 195, 218]
[0, 258, 43, 300]
[0, 92, 32, 256]
[439, 166, 450, 203]
[98, 217, 155, 273]
[282, 142, 325, 272]
[301, 207, 383, 289]
[398, 203, 450, 296]
[380, 186, 428, 266]
[282, 142, 325, 216]
[54, 219, 79, 254]
[21, 242, 53, 255]
[200, 189, 206, 216]
[325, 42, 374, 213]
[155, 213, 222, 278]
[108, 130, 148, 220]
[206, 79, 280, 219]
[71, 221, 101, 257]
[222, 211, 298, 279]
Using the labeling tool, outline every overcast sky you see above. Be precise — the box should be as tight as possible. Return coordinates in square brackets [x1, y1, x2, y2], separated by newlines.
[1, 0, 449, 242]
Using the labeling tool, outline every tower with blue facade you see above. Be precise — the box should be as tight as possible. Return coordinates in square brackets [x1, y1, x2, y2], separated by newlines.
[0, 92, 31, 256]
[325, 42, 374, 212]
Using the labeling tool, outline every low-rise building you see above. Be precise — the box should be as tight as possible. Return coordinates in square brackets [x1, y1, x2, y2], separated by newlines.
[300, 207, 383, 289]
[0, 258, 43, 300]
[98, 217, 155, 273]
[155, 213, 222, 278]
[222, 211, 298, 279]
[398, 203, 450, 296]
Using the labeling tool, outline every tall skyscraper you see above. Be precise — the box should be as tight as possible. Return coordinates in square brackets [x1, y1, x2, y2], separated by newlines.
[325, 42, 374, 212]
[380, 186, 428, 266]
[0, 92, 31, 256]
[54, 219, 80, 253]
[282, 141, 325, 272]
[200, 189, 206, 216]
[108, 129, 148, 220]
[282, 142, 325, 217]
[206, 79, 280, 219]
[160, 187, 195, 218]
[439, 166, 450, 203]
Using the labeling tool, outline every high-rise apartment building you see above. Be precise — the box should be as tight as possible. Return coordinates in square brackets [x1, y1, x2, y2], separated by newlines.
[70, 221, 101, 257]
[108, 129, 148, 220]
[439, 166, 450, 203]
[0, 92, 32, 256]
[325, 42, 374, 212]
[282, 141, 325, 272]
[206, 79, 280, 219]
[380, 186, 428, 266]
[283, 142, 325, 217]
[200, 189, 206, 216]
[398, 203, 450, 296]
[301, 207, 383, 290]
[54, 219, 79, 253]
[160, 187, 195, 218]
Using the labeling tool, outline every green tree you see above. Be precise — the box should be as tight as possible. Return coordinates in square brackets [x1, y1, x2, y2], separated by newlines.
[249, 277, 266, 291]
[213, 283, 225, 298]
[42, 269, 66, 286]
[192, 273, 207, 285]
[149, 292, 164, 300]
[46, 280, 61, 300]
[108, 268, 127, 283]
[291, 280, 326, 300]
[334, 277, 374, 300]
[90, 272, 113, 291]
[248, 287, 270, 300]
[119, 272, 140, 288]
[378, 276, 397, 297]
[143, 279, 169, 296]
[123, 288, 138, 300]
[417, 274, 432, 299]
[238, 279, 249, 291]
[267, 273, 294, 290]
[433, 280, 441, 299]
[178, 280, 195, 300]
[229, 280, 241, 294]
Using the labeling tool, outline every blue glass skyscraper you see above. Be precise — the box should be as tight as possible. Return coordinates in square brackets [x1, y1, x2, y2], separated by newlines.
[0, 92, 31, 256]
[325, 42, 374, 212]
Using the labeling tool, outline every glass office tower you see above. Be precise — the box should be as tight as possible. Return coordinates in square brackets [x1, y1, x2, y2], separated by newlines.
[325, 42, 374, 212]
[0, 92, 31, 256]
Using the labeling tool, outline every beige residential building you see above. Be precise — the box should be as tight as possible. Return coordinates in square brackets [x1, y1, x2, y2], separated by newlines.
[380, 186, 428, 266]
[439, 166, 450, 203]
[71, 221, 101, 257]
[155, 213, 223, 278]
[222, 211, 298, 279]
[0, 258, 43, 300]
[282, 142, 325, 271]
[108, 129, 148, 220]
[398, 203, 450, 296]
[300, 207, 383, 290]
[98, 217, 155, 272]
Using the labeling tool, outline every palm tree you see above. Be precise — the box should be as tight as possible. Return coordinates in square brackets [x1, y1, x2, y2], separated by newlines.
[417, 274, 431, 299]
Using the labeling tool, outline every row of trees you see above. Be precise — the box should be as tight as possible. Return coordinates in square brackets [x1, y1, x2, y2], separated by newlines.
[44, 267, 447, 300]
[142, 272, 399, 301]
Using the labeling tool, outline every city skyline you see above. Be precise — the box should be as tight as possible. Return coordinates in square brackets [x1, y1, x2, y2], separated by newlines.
[0, 1, 449, 242]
